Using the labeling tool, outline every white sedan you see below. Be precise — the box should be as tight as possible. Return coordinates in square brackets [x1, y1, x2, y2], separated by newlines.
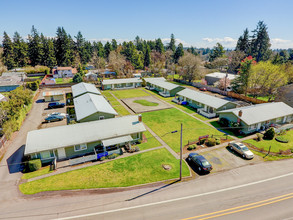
[228, 142, 254, 159]
[47, 112, 67, 118]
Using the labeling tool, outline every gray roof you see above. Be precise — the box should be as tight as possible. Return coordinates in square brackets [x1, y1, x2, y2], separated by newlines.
[149, 80, 183, 91]
[143, 77, 166, 83]
[72, 82, 101, 98]
[0, 72, 26, 87]
[74, 93, 118, 121]
[218, 102, 293, 125]
[25, 115, 146, 155]
[205, 72, 238, 80]
[102, 78, 142, 85]
[102, 135, 133, 147]
[177, 88, 233, 109]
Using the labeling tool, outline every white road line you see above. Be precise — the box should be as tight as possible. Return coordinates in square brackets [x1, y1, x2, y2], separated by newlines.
[54, 171, 293, 220]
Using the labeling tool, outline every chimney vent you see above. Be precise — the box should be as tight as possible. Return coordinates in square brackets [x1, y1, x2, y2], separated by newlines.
[138, 114, 142, 122]
[238, 110, 243, 117]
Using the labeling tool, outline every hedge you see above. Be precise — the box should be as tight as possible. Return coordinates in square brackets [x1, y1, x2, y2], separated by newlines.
[28, 159, 42, 172]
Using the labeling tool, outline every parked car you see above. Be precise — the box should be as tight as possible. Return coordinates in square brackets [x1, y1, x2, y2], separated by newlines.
[48, 102, 65, 109]
[187, 152, 213, 172]
[44, 115, 65, 123]
[47, 112, 67, 117]
[228, 142, 254, 159]
[200, 87, 207, 91]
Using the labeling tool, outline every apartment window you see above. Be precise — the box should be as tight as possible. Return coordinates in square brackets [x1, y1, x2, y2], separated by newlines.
[40, 151, 52, 159]
[276, 117, 282, 122]
[249, 124, 257, 130]
[74, 143, 87, 152]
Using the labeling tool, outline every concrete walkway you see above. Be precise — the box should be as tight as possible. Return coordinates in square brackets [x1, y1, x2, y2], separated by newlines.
[28, 146, 164, 182]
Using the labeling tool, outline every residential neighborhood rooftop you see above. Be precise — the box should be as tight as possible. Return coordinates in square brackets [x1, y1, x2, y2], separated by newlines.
[0, 72, 26, 87]
[102, 78, 143, 85]
[42, 91, 63, 97]
[25, 115, 146, 155]
[71, 82, 101, 98]
[177, 88, 232, 109]
[205, 72, 238, 80]
[73, 93, 118, 121]
[219, 102, 293, 125]
[149, 80, 183, 91]
[143, 77, 166, 83]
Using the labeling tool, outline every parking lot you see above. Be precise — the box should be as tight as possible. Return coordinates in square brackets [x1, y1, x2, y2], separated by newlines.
[37, 88, 71, 129]
[186, 146, 264, 176]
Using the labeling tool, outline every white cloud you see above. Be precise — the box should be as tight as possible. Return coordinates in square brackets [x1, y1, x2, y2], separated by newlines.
[89, 38, 130, 44]
[271, 38, 293, 49]
[201, 37, 237, 48]
[161, 38, 192, 47]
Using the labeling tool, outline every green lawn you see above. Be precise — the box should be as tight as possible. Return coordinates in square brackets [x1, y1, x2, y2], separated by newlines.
[142, 108, 225, 153]
[247, 94, 270, 102]
[137, 130, 161, 150]
[251, 150, 293, 161]
[244, 130, 293, 153]
[19, 148, 189, 194]
[102, 91, 130, 116]
[111, 89, 150, 99]
[55, 78, 73, 84]
[22, 166, 53, 180]
[134, 99, 159, 106]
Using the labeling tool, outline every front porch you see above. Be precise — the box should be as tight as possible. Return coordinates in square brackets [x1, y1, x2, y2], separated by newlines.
[197, 108, 217, 118]
[159, 91, 171, 97]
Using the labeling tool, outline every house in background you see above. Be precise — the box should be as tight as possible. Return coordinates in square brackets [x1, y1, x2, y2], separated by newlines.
[24, 115, 146, 164]
[145, 78, 184, 97]
[218, 102, 293, 134]
[173, 88, 237, 118]
[52, 67, 77, 78]
[0, 72, 26, 92]
[72, 82, 101, 98]
[102, 78, 142, 90]
[85, 72, 98, 81]
[205, 72, 238, 86]
[43, 91, 64, 102]
[73, 93, 118, 122]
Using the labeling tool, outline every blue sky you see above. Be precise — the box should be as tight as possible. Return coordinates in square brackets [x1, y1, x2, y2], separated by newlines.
[1, 0, 293, 49]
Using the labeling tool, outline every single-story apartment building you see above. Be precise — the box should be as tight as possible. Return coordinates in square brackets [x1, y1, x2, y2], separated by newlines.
[143, 77, 166, 88]
[205, 72, 238, 85]
[52, 67, 77, 78]
[73, 93, 118, 122]
[102, 78, 143, 90]
[218, 102, 293, 134]
[145, 78, 184, 97]
[173, 88, 237, 118]
[43, 91, 64, 102]
[72, 82, 101, 98]
[0, 72, 26, 92]
[25, 115, 146, 164]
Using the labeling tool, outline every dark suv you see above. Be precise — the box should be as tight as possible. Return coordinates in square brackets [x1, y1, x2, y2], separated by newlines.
[48, 102, 65, 109]
[187, 153, 213, 172]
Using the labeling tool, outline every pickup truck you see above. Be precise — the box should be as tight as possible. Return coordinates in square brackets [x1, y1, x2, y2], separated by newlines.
[48, 102, 65, 109]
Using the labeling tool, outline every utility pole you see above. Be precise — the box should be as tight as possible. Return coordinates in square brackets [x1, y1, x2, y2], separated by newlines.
[180, 123, 183, 181]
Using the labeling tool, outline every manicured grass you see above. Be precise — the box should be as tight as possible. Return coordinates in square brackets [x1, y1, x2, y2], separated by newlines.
[22, 166, 53, 180]
[102, 91, 130, 116]
[111, 89, 150, 99]
[142, 108, 225, 153]
[137, 130, 161, 151]
[251, 150, 293, 161]
[55, 78, 73, 84]
[244, 130, 293, 153]
[247, 94, 271, 102]
[19, 148, 189, 194]
[134, 99, 159, 106]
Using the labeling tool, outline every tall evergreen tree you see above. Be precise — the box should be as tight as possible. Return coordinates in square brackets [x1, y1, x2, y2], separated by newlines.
[28, 25, 43, 66]
[93, 41, 105, 57]
[13, 32, 28, 67]
[235, 28, 250, 54]
[111, 39, 118, 51]
[75, 31, 91, 64]
[173, 43, 184, 63]
[155, 38, 165, 53]
[144, 45, 151, 67]
[209, 43, 224, 62]
[250, 21, 271, 62]
[54, 27, 74, 66]
[121, 41, 143, 69]
[2, 32, 15, 69]
[167, 33, 176, 52]
[104, 42, 112, 59]
[40, 34, 57, 68]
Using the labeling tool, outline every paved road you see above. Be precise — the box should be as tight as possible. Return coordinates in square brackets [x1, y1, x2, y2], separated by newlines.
[1, 158, 293, 220]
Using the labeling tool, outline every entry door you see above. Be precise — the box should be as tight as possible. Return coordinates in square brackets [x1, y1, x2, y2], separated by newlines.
[57, 148, 66, 160]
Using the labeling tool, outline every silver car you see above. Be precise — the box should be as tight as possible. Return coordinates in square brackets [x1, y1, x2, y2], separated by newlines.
[228, 142, 254, 159]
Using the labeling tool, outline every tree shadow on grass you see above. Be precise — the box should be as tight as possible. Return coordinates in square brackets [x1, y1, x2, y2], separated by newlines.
[6, 145, 25, 173]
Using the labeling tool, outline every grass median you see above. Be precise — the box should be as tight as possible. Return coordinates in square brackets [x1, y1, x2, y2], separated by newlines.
[19, 148, 189, 195]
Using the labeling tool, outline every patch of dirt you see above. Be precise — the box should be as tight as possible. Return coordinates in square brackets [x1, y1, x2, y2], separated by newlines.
[162, 164, 172, 170]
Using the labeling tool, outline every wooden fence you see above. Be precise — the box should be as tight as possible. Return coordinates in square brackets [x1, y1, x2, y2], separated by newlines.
[173, 79, 267, 104]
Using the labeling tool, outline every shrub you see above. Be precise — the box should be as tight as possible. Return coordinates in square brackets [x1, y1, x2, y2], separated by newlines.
[275, 136, 289, 143]
[26, 80, 40, 91]
[187, 145, 196, 150]
[206, 138, 216, 147]
[28, 159, 42, 172]
[219, 118, 229, 127]
[216, 139, 221, 145]
[73, 73, 83, 83]
[107, 153, 119, 159]
[135, 146, 140, 152]
[264, 128, 275, 140]
[291, 148, 293, 153]
[199, 138, 207, 145]
[256, 133, 264, 141]
[100, 156, 106, 161]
